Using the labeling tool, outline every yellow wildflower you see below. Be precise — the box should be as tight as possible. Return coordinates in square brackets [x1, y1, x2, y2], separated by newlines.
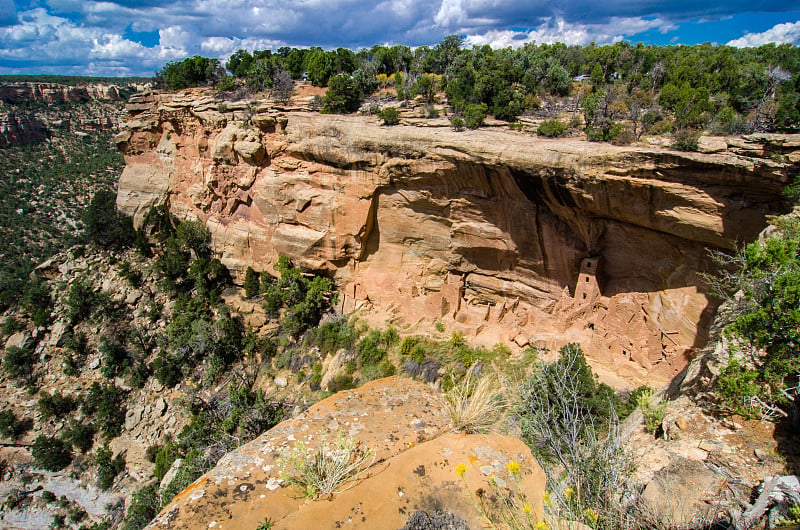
[523, 504, 531, 513]
[585, 508, 599, 524]
[543, 490, 551, 507]
[507, 461, 521, 475]
[535, 522, 549, 530]
[564, 487, 574, 499]
[455, 463, 468, 478]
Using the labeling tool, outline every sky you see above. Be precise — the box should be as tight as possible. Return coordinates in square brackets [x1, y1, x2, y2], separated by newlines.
[0, 0, 798, 77]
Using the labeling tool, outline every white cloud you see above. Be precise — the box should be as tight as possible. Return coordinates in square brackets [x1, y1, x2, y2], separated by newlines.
[463, 16, 674, 48]
[90, 33, 146, 59]
[727, 20, 800, 47]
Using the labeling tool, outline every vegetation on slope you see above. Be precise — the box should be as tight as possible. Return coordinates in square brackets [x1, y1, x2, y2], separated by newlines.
[158, 37, 800, 137]
[0, 129, 124, 310]
[709, 181, 800, 420]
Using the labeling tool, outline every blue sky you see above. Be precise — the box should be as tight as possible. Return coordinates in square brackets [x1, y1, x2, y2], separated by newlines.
[0, 0, 798, 77]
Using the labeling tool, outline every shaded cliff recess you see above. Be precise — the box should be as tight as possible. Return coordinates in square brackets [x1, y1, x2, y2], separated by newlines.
[115, 90, 798, 387]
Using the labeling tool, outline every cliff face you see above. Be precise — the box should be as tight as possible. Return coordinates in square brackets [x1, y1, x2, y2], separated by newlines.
[0, 82, 125, 104]
[0, 112, 48, 147]
[0, 81, 143, 147]
[115, 89, 798, 386]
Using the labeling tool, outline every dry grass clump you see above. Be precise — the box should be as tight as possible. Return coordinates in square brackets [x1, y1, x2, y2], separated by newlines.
[279, 431, 374, 498]
[444, 373, 508, 434]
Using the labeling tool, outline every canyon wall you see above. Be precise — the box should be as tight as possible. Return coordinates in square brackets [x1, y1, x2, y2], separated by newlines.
[115, 89, 798, 386]
[0, 81, 145, 146]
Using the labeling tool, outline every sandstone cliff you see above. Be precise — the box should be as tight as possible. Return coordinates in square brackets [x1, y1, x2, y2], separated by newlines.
[115, 89, 799, 386]
[0, 82, 127, 104]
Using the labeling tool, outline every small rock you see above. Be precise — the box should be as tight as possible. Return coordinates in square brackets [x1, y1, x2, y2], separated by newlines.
[754, 448, 768, 460]
[126, 291, 142, 305]
[274, 377, 288, 388]
[698, 440, 715, 452]
[88, 358, 101, 370]
[155, 398, 168, 416]
[675, 417, 689, 430]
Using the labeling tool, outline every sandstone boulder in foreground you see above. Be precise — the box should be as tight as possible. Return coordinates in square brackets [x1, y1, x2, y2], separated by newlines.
[148, 376, 545, 529]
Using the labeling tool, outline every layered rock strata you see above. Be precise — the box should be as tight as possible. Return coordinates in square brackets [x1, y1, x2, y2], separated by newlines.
[116, 89, 799, 386]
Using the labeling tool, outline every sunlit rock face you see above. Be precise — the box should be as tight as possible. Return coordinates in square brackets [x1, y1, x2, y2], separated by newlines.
[116, 88, 798, 386]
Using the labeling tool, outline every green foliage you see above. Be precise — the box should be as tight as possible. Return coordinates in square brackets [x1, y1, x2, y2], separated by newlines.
[244, 266, 260, 298]
[516, 343, 632, 528]
[463, 103, 488, 129]
[711, 228, 800, 417]
[99, 336, 130, 379]
[0, 409, 33, 439]
[0, 130, 124, 311]
[156, 56, 222, 90]
[327, 374, 355, 392]
[32, 435, 73, 471]
[82, 190, 135, 250]
[21, 279, 52, 327]
[322, 75, 363, 113]
[377, 106, 401, 125]
[82, 382, 127, 439]
[37, 390, 77, 419]
[449, 116, 464, 131]
[94, 445, 125, 490]
[311, 318, 357, 354]
[671, 129, 701, 151]
[65, 278, 106, 325]
[264, 256, 337, 337]
[3, 345, 36, 380]
[636, 388, 668, 433]
[121, 484, 159, 530]
[61, 420, 96, 453]
[537, 119, 567, 137]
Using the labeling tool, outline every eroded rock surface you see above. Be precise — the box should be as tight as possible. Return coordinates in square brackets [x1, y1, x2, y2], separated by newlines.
[116, 89, 799, 386]
[148, 376, 545, 529]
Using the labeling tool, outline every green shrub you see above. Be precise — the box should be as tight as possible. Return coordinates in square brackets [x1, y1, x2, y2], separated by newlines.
[99, 337, 130, 379]
[311, 319, 357, 354]
[82, 383, 127, 439]
[37, 390, 77, 419]
[61, 420, 96, 453]
[32, 435, 73, 471]
[322, 75, 362, 114]
[327, 374, 355, 392]
[449, 116, 464, 131]
[671, 129, 701, 151]
[121, 484, 159, 530]
[82, 190, 136, 250]
[3, 345, 36, 379]
[153, 442, 181, 481]
[516, 343, 632, 526]
[356, 330, 387, 367]
[464, 103, 488, 129]
[243, 267, 260, 298]
[153, 352, 183, 388]
[94, 445, 125, 490]
[636, 388, 669, 433]
[0, 409, 33, 439]
[65, 279, 105, 324]
[537, 119, 567, 137]
[377, 106, 400, 125]
[21, 279, 52, 327]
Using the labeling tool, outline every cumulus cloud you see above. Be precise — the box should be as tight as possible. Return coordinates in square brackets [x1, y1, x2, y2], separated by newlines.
[463, 16, 677, 47]
[727, 20, 800, 47]
[0, 0, 798, 75]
